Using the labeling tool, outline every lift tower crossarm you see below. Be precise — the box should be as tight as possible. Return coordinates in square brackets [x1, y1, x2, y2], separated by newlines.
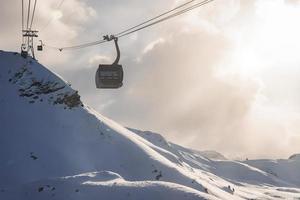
[22, 30, 39, 59]
[22, 30, 39, 37]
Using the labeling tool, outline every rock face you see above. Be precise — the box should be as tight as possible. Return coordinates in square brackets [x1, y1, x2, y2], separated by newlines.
[7, 61, 82, 109]
[53, 91, 82, 108]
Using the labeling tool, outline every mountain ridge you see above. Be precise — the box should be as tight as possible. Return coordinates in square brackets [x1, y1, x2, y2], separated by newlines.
[1, 50, 300, 200]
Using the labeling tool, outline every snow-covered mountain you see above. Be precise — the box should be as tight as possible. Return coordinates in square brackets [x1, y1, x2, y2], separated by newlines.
[0, 50, 300, 200]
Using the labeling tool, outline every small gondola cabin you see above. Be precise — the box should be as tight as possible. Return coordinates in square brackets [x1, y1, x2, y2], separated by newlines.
[95, 64, 123, 89]
[95, 36, 124, 89]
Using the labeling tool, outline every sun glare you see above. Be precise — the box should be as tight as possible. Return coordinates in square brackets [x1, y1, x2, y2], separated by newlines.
[231, 0, 300, 78]
[52, 10, 63, 20]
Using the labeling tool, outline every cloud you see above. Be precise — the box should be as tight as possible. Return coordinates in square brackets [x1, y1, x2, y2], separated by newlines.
[88, 0, 300, 159]
[98, 26, 263, 158]
[89, 55, 112, 66]
[142, 38, 165, 54]
[1, 0, 300, 159]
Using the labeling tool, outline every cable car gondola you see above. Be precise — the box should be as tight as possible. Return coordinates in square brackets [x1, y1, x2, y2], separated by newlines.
[37, 40, 43, 51]
[95, 36, 123, 89]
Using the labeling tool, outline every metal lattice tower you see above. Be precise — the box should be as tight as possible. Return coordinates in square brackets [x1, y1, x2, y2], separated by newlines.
[21, 30, 38, 59]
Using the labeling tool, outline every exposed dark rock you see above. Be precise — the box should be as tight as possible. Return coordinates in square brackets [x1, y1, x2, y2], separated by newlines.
[9, 67, 82, 109]
[155, 171, 163, 180]
[11, 67, 27, 83]
[204, 187, 208, 193]
[38, 187, 44, 192]
[30, 152, 38, 160]
[53, 91, 82, 109]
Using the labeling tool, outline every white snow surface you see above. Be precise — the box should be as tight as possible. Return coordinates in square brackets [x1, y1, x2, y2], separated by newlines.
[0, 51, 300, 200]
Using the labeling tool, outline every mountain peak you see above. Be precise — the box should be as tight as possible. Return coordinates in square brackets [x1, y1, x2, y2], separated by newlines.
[0, 51, 82, 109]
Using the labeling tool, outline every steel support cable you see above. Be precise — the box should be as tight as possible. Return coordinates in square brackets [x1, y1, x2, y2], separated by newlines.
[29, 0, 38, 30]
[26, 0, 31, 30]
[43, 0, 201, 50]
[118, 0, 213, 38]
[22, 0, 25, 43]
[115, 0, 201, 37]
[44, 39, 107, 51]
[45, 0, 214, 51]
[22, 0, 24, 30]
[59, 40, 107, 51]
[25, 0, 32, 47]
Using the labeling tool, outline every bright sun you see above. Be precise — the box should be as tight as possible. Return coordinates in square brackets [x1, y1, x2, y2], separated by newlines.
[231, 0, 300, 78]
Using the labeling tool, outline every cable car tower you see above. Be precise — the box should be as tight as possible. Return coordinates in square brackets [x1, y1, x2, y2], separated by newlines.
[21, 0, 38, 59]
[21, 29, 38, 59]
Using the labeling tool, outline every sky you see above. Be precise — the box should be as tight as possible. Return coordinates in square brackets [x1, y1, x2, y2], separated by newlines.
[1, 0, 300, 159]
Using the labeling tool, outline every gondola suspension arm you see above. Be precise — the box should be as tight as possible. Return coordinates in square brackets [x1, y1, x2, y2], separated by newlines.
[103, 35, 120, 65]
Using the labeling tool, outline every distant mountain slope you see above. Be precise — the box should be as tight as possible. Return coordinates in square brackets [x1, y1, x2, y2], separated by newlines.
[128, 129, 299, 187]
[0, 51, 300, 200]
[128, 128, 227, 161]
[289, 154, 300, 160]
[244, 158, 300, 187]
[199, 151, 227, 161]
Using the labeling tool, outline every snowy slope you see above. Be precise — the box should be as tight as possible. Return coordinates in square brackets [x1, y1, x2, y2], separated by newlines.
[0, 50, 300, 200]
[128, 128, 227, 161]
[289, 154, 300, 160]
[244, 157, 300, 187]
[3, 172, 217, 200]
[129, 129, 300, 186]
[128, 129, 300, 198]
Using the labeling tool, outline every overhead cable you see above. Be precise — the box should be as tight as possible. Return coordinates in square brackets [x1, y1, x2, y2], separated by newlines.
[45, 0, 215, 51]
[26, 0, 31, 30]
[29, 0, 38, 30]
[115, 0, 201, 37]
